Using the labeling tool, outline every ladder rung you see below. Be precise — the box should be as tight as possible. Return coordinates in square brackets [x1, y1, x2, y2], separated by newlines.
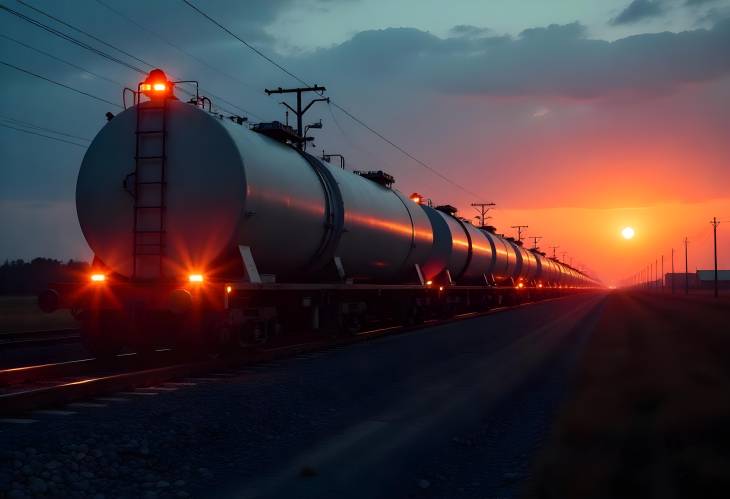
[135, 155, 165, 160]
[135, 230, 166, 233]
[140, 105, 165, 110]
[136, 181, 166, 185]
[136, 130, 165, 135]
[135, 252, 163, 256]
[135, 205, 164, 209]
[136, 243, 165, 247]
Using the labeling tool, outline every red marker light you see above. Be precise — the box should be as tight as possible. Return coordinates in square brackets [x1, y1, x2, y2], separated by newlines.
[140, 69, 173, 99]
[188, 274, 204, 283]
[90, 273, 106, 282]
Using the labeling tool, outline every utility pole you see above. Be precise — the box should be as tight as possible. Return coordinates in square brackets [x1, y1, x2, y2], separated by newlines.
[711, 216, 720, 298]
[264, 85, 329, 149]
[550, 246, 559, 259]
[650, 261, 653, 290]
[661, 254, 664, 292]
[562, 251, 568, 263]
[684, 236, 689, 295]
[655, 258, 658, 290]
[647, 265, 650, 290]
[530, 236, 542, 250]
[471, 202, 496, 228]
[511, 225, 528, 243]
[671, 248, 675, 294]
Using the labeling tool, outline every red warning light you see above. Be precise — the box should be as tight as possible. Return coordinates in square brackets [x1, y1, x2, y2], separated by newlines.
[140, 69, 173, 99]
[410, 192, 423, 204]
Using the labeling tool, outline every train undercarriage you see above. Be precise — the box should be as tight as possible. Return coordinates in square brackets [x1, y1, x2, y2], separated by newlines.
[39, 279, 581, 358]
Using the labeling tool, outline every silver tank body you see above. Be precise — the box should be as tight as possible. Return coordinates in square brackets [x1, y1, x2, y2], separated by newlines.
[77, 100, 432, 281]
[482, 231, 516, 282]
[421, 211, 495, 283]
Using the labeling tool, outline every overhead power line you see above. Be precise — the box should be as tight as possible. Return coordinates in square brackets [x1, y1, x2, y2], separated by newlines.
[15, 0, 152, 70]
[0, 114, 91, 142]
[0, 122, 88, 148]
[92, 0, 262, 120]
[0, 59, 122, 108]
[328, 102, 481, 197]
[180, 0, 311, 89]
[3, 2, 252, 119]
[0, 3, 147, 74]
[93, 0, 259, 95]
[180, 0, 483, 199]
[0, 33, 124, 87]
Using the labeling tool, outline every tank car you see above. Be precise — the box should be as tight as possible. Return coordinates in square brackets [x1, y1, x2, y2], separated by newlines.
[39, 70, 599, 355]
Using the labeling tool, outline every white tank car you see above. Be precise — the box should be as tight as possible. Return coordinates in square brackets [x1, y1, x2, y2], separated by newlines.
[77, 99, 434, 282]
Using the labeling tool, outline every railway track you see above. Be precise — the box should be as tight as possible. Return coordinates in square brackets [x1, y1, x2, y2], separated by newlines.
[0, 296, 576, 417]
[0, 328, 81, 348]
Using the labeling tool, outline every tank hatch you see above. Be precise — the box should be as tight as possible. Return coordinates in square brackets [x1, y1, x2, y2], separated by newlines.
[252, 121, 305, 145]
[354, 170, 395, 188]
[435, 204, 458, 216]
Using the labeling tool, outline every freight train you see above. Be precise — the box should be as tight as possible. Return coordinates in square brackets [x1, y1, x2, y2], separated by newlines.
[39, 70, 600, 356]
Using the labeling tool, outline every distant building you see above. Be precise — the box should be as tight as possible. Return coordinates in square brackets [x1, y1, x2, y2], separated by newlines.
[697, 270, 730, 289]
[665, 273, 699, 289]
[664, 271, 730, 289]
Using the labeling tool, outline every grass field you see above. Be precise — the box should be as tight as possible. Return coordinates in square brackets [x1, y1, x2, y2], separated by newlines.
[527, 291, 730, 499]
[0, 295, 78, 334]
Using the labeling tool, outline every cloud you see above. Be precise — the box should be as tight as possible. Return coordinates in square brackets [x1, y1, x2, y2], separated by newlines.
[610, 0, 666, 25]
[296, 19, 730, 100]
[531, 106, 550, 118]
[686, 0, 722, 5]
[449, 25, 491, 38]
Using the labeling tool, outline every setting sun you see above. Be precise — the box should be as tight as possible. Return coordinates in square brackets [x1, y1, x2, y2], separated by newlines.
[621, 227, 635, 240]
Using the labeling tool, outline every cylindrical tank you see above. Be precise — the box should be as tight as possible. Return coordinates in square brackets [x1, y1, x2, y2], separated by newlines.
[77, 100, 431, 282]
[460, 221, 494, 282]
[482, 231, 517, 282]
[432, 211, 470, 280]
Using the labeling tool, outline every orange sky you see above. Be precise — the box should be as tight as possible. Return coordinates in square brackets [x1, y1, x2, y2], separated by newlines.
[489, 198, 730, 286]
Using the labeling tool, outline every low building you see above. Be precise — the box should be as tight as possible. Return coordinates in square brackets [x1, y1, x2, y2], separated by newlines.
[664, 270, 730, 289]
[697, 269, 730, 289]
[665, 273, 699, 289]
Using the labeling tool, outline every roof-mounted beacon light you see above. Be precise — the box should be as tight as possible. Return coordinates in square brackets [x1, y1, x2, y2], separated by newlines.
[410, 193, 424, 204]
[139, 69, 173, 99]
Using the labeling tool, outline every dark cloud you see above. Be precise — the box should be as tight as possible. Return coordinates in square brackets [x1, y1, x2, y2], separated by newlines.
[296, 19, 730, 100]
[610, 0, 665, 25]
[449, 25, 491, 38]
[686, 0, 722, 5]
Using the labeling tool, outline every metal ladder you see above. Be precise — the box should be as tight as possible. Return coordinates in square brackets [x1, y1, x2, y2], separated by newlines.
[132, 100, 168, 280]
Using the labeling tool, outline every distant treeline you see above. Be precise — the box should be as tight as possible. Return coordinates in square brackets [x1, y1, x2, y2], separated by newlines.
[0, 258, 90, 295]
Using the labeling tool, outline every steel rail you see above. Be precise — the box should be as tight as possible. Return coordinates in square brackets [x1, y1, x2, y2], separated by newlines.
[0, 292, 597, 416]
[0, 328, 81, 348]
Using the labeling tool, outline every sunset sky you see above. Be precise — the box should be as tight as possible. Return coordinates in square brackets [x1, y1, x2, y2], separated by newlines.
[1, 0, 729, 285]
